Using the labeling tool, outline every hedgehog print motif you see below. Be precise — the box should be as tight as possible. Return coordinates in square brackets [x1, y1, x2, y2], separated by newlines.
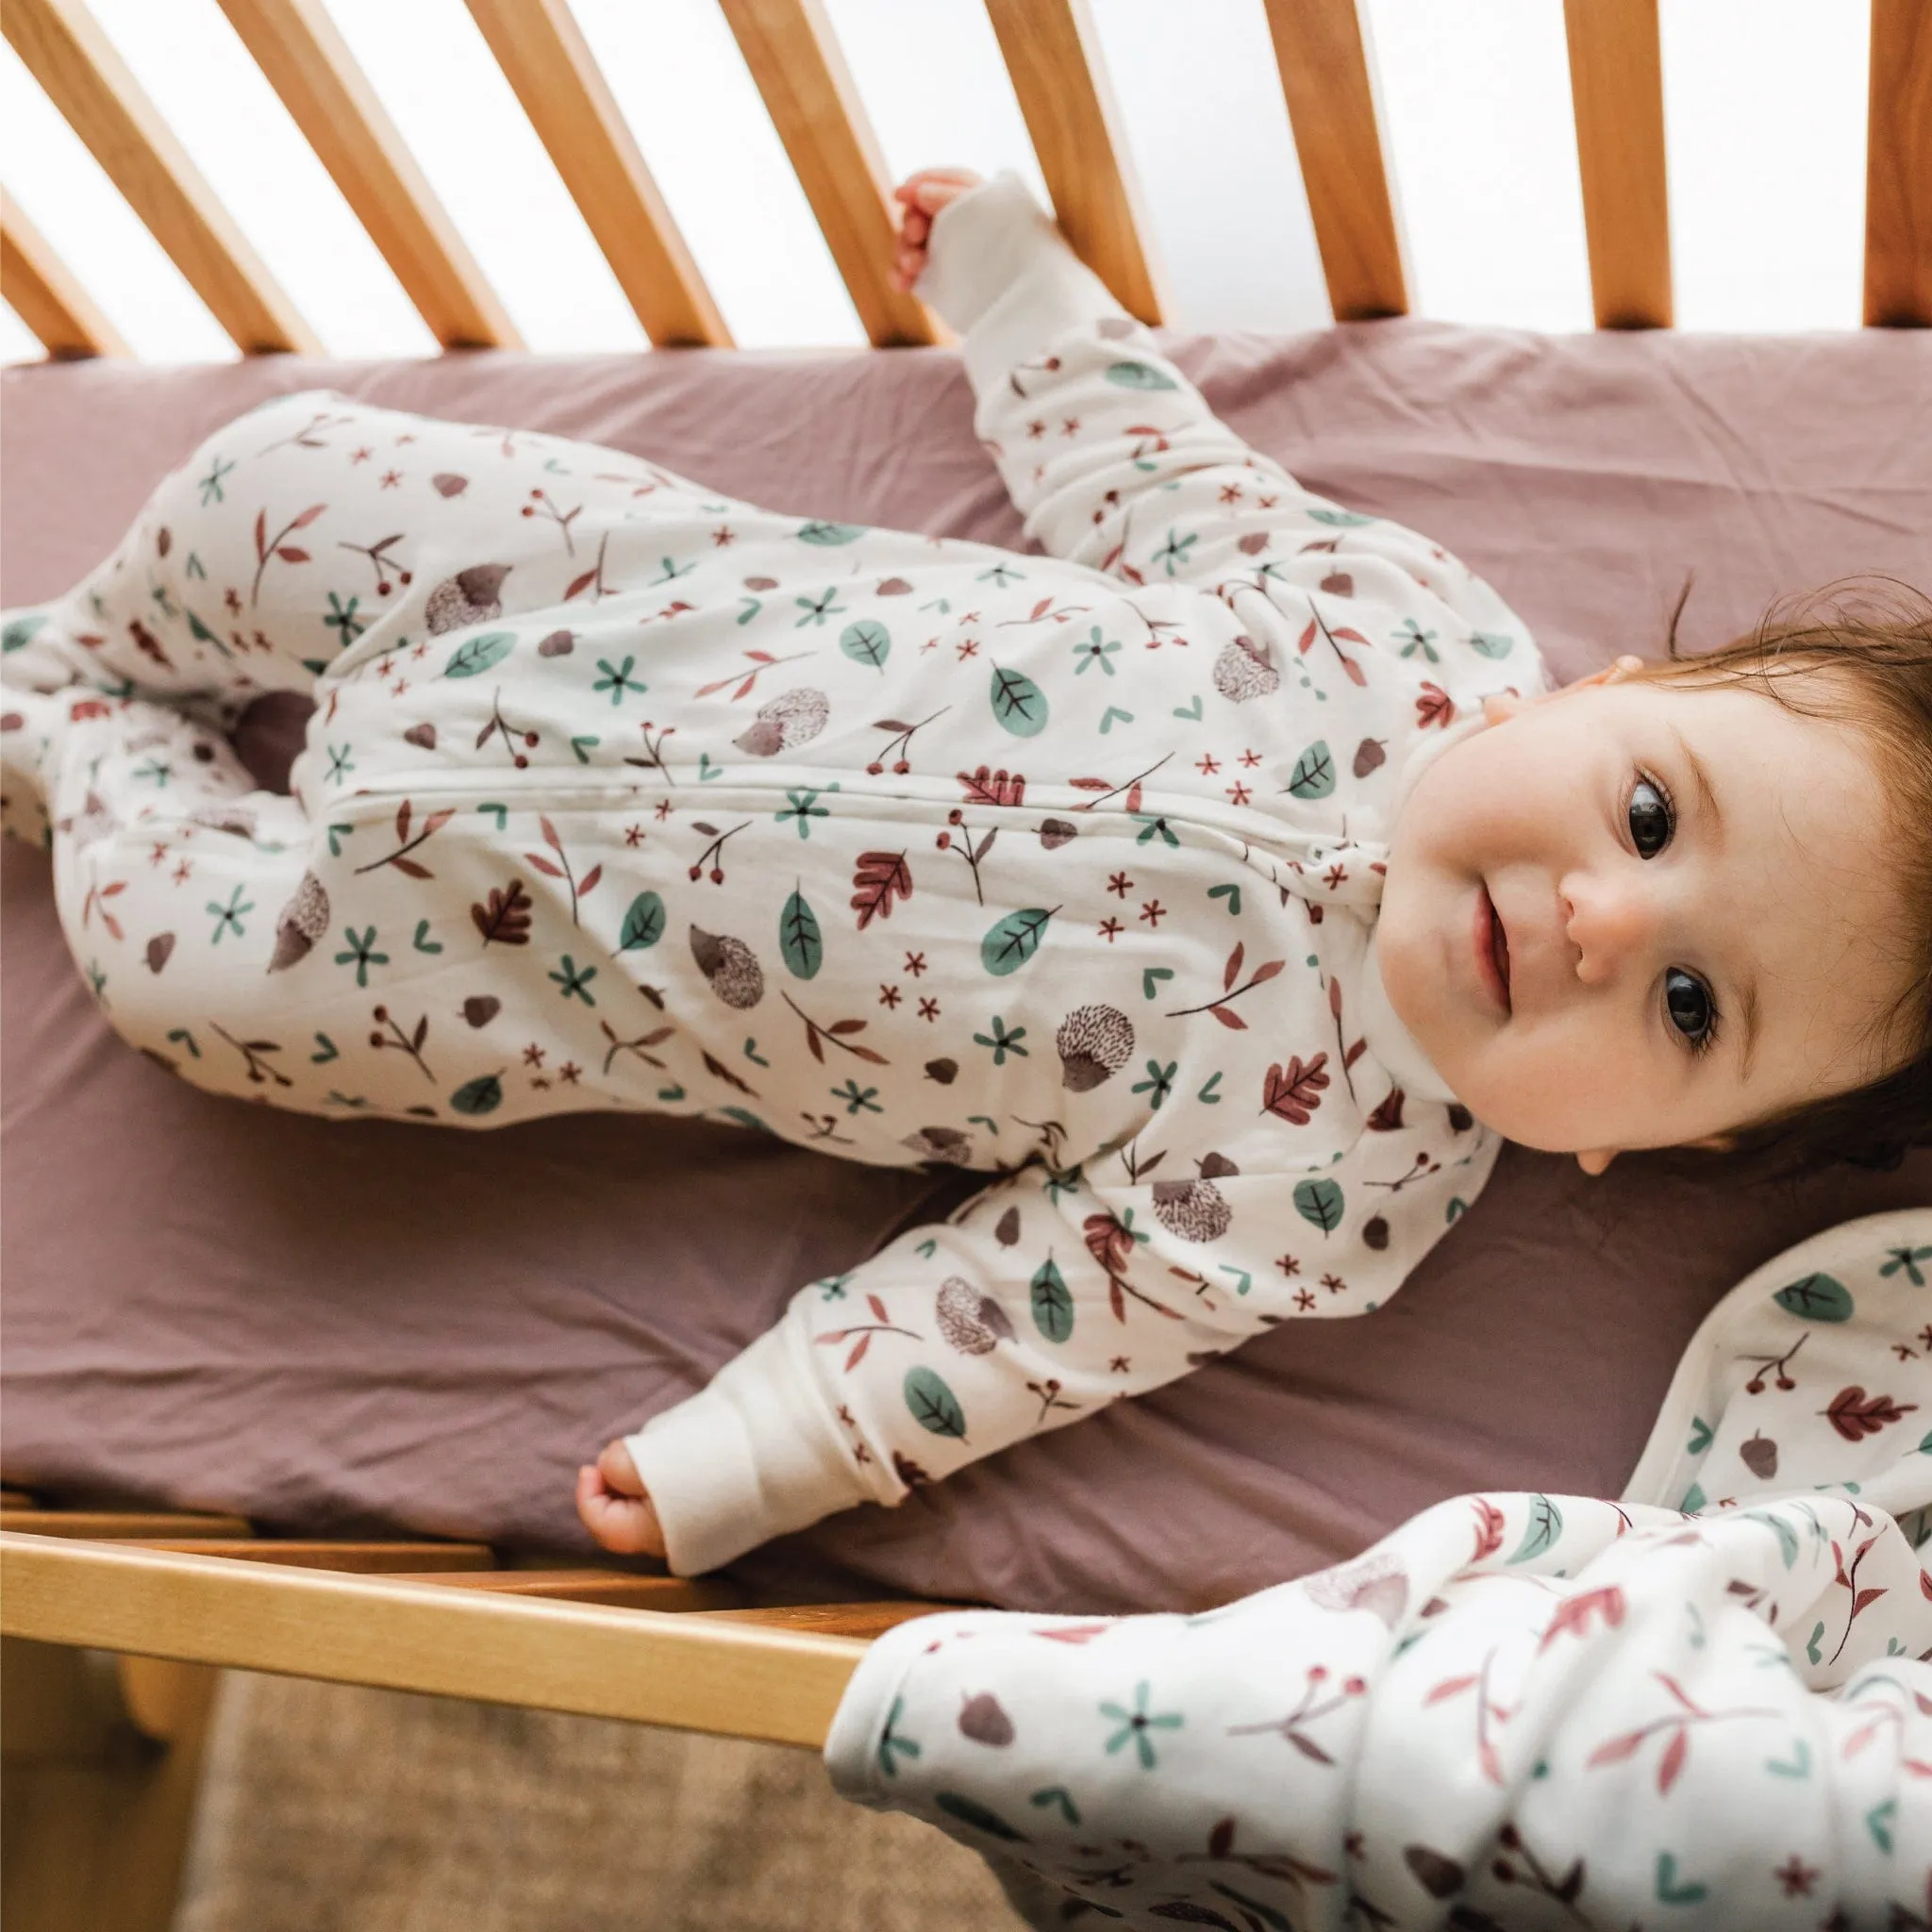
[425, 563, 511, 635]
[1210, 633, 1280, 703]
[1056, 1004, 1135, 1091]
[733, 687, 829, 758]
[690, 926, 764, 1008]
[1151, 1152, 1238, 1242]
[269, 871, 330, 972]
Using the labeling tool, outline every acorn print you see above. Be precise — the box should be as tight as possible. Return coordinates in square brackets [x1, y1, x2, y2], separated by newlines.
[1057, 1004, 1134, 1091]
[430, 473, 469, 498]
[958, 1692, 1015, 1746]
[689, 925, 763, 1008]
[537, 628, 575, 658]
[902, 1125, 973, 1165]
[1322, 571, 1355, 597]
[937, 1275, 1015, 1355]
[876, 576, 913, 596]
[1152, 1153, 1237, 1243]
[1038, 817, 1077, 850]
[1363, 1214, 1390, 1252]
[1740, 1433, 1778, 1481]
[1210, 633, 1279, 703]
[425, 563, 511, 635]
[144, 932, 175, 974]
[732, 687, 828, 758]
[403, 722, 438, 750]
[1353, 738, 1387, 778]
[461, 995, 501, 1027]
[924, 1058, 959, 1085]
[268, 871, 329, 972]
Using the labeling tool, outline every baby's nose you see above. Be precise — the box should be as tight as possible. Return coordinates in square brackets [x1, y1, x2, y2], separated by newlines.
[1560, 874, 1659, 985]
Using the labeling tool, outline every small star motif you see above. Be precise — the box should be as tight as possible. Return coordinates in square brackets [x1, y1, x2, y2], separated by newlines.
[1918, 1324, 1932, 1349]
[1275, 1255, 1300, 1276]
[1324, 862, 1349, 890]
[557, 1062, 582, 1084]
[921, 637, 940, 653]
[1239, 748, 1262, 768]
[1218, 483, 1243, 504]
[1322, 1273, 1347, 1294]
[171, 859, 192, 884]
[711, 526, 735, 546]
[955, 639, 979, 659]
[1107, 871, 1134, 898]
[1195, 753, 1221, 774]
[410, 642, 429, 660]
[917, 996, 940, 1022]
[1773, 1856, 1819, 1899]
[1257, 492, 1278, 509]
[1027, 420, 1046, 440]
[1139, 899, 1166, 927]
[224, 588, 242, 614]
[1226, 781, 1252, 806]
[380, 468, 403, 488]
[1097, 916, 1124, 942]
[523, 1043, 546, 1066]
[1294, 1290, 1316, 1310]
[654, 799, 674, 820]
[1893, 1342, 1919, 1361]
[624, 824, 645, 846]
[904, 951, 927, 977]
[530, 1076, 552, 1091]
[395, 433, 417, 444]
[1061, 417, 1080, 436]
[1108, 1356, 1130, 1374]
[147, 841, 171, 867]
[351, 446, 373, 464]
[878, 984, 902, 1009]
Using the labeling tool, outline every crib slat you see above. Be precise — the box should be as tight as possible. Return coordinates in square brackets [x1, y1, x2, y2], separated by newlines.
[0, 1509, 253, 1540]
[122, 1540, 494, 1572]
[2, 1534, 864, 1746]
[0, 185, 130, 358]
[1562, 0, 1673, 329]
[982, 0, 1165, 325]
[1259, 0, 1408, 321]
[214, 0, 523, 351]
[384, 1568, 752, 1609]
[4, 0, 323, 354]
[715, 0, 937, 347]
[1865, 0, 1931, 326]
[463, 0, 731, 347]
[694, 1600, 960, 1640]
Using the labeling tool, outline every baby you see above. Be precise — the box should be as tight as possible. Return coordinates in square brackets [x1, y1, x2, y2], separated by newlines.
[3, 170, 1926, 1576]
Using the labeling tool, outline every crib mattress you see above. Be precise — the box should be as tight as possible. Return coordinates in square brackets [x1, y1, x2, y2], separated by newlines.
[4, 323, 1928, 1613]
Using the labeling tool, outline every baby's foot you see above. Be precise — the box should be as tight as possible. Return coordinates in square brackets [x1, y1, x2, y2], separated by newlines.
[575, 1438, 666, 1558]
[890, 167, 984, 292]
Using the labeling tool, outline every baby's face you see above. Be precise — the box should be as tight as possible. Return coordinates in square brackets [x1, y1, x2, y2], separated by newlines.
[1377, 673, 1908, 1160]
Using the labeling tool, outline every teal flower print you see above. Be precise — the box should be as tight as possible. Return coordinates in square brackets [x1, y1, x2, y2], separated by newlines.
[323, 591, 367, 646]
[794, 587, 847, 628]
[1072, 626, 1121, 676]
[207, 886, 253, 944]
[592, 656, 645, 707]
[198, 456, 235, 506]
[1099, 1681, 1182, 1770]
[1393, 617, 1440, 662]
[830, 1079, 882, 1115]
[1130, 1059, 1176, 1108]
[334, 924, 388, 985]
[972, 1015, 1029, 1065]
[1152, 529, 1197, 576]
[325, 743, 356, 783]
[549, 954, 598, 1004]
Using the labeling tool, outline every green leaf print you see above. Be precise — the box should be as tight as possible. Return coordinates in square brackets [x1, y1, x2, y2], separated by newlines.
[1286, 741, 1337, 800]
[619, 891, 665, 951]
[450, 1074, 504, 1116]
[1507, 1494, 1563, 1562]
[981, 908, 1054, 976]
[1031, 1257, 1074, 1343]
[839, 620, 891, 671]
[905, 1365, 967, 1440]
[3, 611, 48, 653]
[1292, 1177, 1344, 1233]
[933, 1792, 1027, 1842]
[1104, 360, 1176, 391]
[989, 664, 1049, 738]
[1470, 630, 1515, 658]
[1773, 1273, 1855, 1322]
[779, 887, 823, 980]
[442, 631, 515, 679]
[796, 520, 864, 545]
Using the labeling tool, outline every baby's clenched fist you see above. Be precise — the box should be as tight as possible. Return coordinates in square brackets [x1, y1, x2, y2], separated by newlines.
[890, 167, 983, 291]
[575, 1437, 666, 1557]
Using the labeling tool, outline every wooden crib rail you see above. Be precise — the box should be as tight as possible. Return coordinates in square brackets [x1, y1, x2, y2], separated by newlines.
[5, 0, 1925, 363]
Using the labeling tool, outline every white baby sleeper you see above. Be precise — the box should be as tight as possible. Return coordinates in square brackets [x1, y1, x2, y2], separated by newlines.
[0, 175, 1543, 1572]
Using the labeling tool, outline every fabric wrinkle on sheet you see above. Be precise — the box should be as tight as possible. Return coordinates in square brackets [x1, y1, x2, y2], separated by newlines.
[0, 175, 1546, 1578]
[826, 1208, 1932, 1931]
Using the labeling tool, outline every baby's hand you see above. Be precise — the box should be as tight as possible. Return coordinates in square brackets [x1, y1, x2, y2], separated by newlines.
[890, 167, 984, 292]
[575, 1438, 666, 1558]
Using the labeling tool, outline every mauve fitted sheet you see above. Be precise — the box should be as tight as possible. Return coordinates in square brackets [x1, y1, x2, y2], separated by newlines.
[3, 324, 1928, 1614]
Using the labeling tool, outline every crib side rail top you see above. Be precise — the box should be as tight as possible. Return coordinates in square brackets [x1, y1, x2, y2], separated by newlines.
[3, 0, 1927, 363]
[0, 1492, 948, 1747]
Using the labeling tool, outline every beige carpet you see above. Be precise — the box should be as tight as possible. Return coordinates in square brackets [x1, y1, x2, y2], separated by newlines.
[174, 1672, 1038, 1932]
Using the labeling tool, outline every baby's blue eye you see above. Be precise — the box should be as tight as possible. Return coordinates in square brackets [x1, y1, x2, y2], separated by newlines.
[1629, 776, 1673, 858]
[1665, 968, 1713, 1045]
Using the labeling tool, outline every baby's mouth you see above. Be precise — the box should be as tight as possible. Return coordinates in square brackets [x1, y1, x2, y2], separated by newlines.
[1476, 884, 1512, 1012]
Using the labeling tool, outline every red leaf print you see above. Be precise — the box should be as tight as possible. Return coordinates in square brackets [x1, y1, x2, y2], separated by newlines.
[958, 764, 1026, 808]
[289, 504, 325, 529]
[541, 817, 565, 854]
[1538, 1586, 1626, 1652]
[1586, 1730, 1646, 1768]
[1084, 1211, 1134, 1277]
[845, 1335, 871, 1373]
[471, 879, 532, 945]
[390, 857, 430, 880]
[1657, 1728, 1689, 1796]
[851, 850, 913, 928]
[1424, 1675, 1479, 1706]
[1287, 1733, 1334, 1766]
[396, 800, 413, 843]
[1209, 1006, 1248, 1030]
[1262, 1053, 1331, 1124]
[254, 509, 266, 556]
[525, 855, 565, 879]
[1068, 777, 1110, 792]
[275, 546, 309, 563]
[1108, 1277, 1126, 1323]
[1033, 1624, 1110, 1644]
[578, 865, 603, 896]
[1249, 958, 1285, 986]
[844, 1043, 889, 1065]
[423, 808, 455, 837]
[1338, 655, 1368, 688]
[564, 568, 598, 600]
[827, 1018, 868, 1035]
[1823, 1387, 1919, 1441]
[868, 1293, 890, 1323]
[1124, 782, 1142, 816]
[1852, 1587, 1889, 1615]
[1477, 1740, 1504, 1788]
[1416, 682, 1456, 730]
[1922, 1571, 1932, 1602]
[1224, 942, 1244, 993]
[1327, 977, 1342, 1020]
[1471, 1498, 1506, 1561]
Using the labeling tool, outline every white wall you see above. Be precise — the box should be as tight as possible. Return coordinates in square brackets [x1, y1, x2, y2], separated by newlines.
[0, 0, 1871, 367]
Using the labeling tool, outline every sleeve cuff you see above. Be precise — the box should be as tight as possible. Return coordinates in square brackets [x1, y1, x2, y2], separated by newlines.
[915, 171, 1131, 395]
[624, 1323, 875, 1576]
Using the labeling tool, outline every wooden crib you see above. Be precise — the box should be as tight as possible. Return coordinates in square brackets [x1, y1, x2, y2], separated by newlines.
[2, 0, 1926, 1924]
